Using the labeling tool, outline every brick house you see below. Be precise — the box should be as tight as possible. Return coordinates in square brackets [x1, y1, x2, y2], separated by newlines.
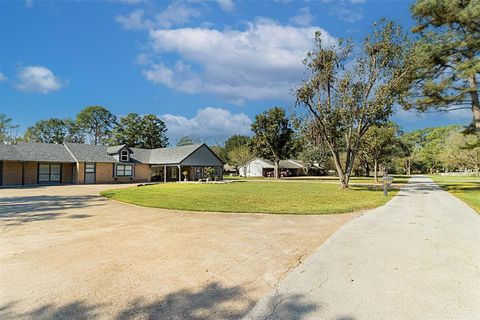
[0, 142, 224, 186]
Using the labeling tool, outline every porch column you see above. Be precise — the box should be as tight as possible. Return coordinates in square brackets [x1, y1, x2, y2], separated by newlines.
[164, 165, 167, 183]
[178, 165, 182, 182]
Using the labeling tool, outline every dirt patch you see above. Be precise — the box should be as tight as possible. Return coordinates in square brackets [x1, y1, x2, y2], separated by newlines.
[0, 184, 357, 319]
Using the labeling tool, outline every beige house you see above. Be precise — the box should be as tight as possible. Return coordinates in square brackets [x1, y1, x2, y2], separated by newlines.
[0, 142, 224, 186]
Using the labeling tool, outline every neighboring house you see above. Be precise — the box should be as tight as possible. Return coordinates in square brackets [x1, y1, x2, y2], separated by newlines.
[238, 158, 308, 177]
[0, 142, 224, 186]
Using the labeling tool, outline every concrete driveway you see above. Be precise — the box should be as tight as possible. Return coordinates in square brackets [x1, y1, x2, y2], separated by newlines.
[245, 177, 480, 320]
[0, 184, 356, 319]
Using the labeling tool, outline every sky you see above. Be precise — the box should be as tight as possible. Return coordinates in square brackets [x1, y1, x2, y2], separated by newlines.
[0, 0, 472, 143]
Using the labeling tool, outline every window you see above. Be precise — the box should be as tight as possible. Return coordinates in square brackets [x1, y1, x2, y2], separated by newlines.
[85, 163, 95, 173]
[120, 149, 129, 162]
[38, 164, 61, 182]
[116, 164, 133, 177]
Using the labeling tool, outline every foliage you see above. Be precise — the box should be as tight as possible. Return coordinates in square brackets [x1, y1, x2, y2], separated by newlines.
[76, 106, 117, 145]
[0, 113, 19, 144]
[224, 135, 251, 154]
[358, 122, 402, 182]
[250, 107, 296, 178]
[204, 167, 215, 179]
[101, 181, 397, 215]
[296, 20, 409, 188]
[210, 145, 227, 162]
[111, 113, 168, 148]
[176, 136, 202, 146]
[24, 118, 85, 144]
[441, 131, 480, 175]
[399, 0, 480, 131]
[227, 145, 254, 170]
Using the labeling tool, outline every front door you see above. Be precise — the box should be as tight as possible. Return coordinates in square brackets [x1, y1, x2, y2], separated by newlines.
[85, 163, 96, 184]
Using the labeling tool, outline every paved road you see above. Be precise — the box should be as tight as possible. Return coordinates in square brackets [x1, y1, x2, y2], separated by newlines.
[244, 177, 480, 320]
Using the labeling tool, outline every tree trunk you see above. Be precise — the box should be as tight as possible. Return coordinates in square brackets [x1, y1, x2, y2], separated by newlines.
[475, 164, 479, 177]
[374, 159, 378, 183]
[469, 76, 480, 132]
[406, 158, 411, 176]
[365, 163, 370, 177]
[274, 160, 280, 179]
[331, 151, 348, 188]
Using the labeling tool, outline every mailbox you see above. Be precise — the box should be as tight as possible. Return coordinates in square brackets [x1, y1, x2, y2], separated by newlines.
[382, 176, 393, 196]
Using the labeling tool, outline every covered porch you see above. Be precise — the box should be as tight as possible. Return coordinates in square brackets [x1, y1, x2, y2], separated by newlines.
[150, 165, 223, 182]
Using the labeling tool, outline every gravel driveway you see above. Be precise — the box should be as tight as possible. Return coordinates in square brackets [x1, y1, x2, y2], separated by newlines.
[0, 184, 355, 319]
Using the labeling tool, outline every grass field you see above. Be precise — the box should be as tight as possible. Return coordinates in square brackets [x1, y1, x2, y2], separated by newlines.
[429, 175, 480, 213]
[224, 175, 410, 185]
[101, 181, 397, 215]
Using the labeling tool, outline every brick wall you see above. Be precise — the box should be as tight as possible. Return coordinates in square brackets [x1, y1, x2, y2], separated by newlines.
[62, 163, 74, 183]
[76, 162, 85, 184]
[95, 162, 114, 183]
[134, 163, 151, 182]
[2, 161, 22, 185]
[24, 162, 37, 184]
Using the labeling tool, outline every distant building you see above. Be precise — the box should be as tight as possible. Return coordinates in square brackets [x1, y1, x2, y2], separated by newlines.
[238, 158, 310, 177]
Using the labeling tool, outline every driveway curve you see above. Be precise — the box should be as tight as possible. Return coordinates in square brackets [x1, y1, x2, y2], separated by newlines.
[0, 184, 356, 319]
[244, 176, 480, 320]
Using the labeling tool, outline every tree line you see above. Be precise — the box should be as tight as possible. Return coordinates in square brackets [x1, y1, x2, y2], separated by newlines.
[0, 106, 169, 149]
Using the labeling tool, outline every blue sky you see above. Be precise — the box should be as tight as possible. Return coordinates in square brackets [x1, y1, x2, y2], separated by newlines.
[0, 0, 472, 143]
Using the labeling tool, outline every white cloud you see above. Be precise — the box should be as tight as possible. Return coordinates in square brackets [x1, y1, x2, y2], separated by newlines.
[217, 0, 235, 12]
[0, 72, 6, 82]
[116, 3, 201, 30]
[143, 19, 336, 101]
[16, 66, 63, 94]
[331, 5, 363, 23]
[289, 7, 313, 27]
[116, 9, 149, 30]
[160, 107, 252, 138]
[156, 3, 201, 28]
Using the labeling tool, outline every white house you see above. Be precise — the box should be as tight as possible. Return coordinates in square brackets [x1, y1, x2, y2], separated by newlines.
[238, 158, 308, 177]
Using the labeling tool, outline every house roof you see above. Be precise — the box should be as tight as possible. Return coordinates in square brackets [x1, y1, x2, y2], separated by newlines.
[147, 144, 203, 165]
[106, 144, 133, 155]
[0, 142, 76, 163]
[0, 142, 216, 166]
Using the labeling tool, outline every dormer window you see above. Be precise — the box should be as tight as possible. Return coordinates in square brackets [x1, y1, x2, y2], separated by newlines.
[120, 149, 129, 162]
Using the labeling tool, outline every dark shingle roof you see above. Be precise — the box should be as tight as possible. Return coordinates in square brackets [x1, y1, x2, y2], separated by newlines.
[148, 144, 202, 164]
[0, 142, 211, 165]
[64, 143, 117, 163]
[0, 143, 76, 163]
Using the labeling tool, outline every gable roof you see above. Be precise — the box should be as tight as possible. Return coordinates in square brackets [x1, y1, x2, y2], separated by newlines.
[148, 144, 203, 164]
[0, 142, 76, 163]
[106, 144, 133, 155]
[0, 142, 220, 166]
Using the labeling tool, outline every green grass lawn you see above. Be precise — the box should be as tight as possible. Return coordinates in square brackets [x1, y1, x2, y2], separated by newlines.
[224, 175, 410, 185]
[429, 175, 480, 213]
[101, 181, 398, 215]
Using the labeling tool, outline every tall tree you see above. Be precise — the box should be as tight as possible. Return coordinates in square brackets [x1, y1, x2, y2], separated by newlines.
[399, 0, 480, 131]
[24, 118, 84, 144]
[0, 113, 19, 144]
[224, 135, 251, 154]
[358, 122, 401, 182]
[112, 113, 168, 148]
[296, 20, 408, 188]
[176, 136, 201, 146]
[250, 107, 296, 179]
[76, 106, 116, 145]
[227, 145, 254, 172]
[442, 131, 480, 176]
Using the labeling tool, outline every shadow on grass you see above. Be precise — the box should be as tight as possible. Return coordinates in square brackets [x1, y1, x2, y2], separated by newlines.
[0, 282, 323, 320]
[0, 195, 103, 225]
